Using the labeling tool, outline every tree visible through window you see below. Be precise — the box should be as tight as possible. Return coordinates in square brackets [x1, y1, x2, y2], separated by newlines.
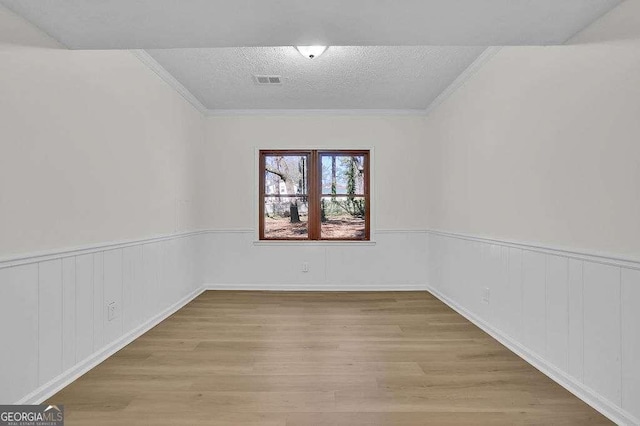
[259, 150, 370, 240]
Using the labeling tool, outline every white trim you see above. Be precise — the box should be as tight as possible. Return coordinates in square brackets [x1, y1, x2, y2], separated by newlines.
[206, 229, 254, 234]
[376, 229, 429, 234]
[424, 47, 502, 117]
[253, 241, 376, 247]
[205, 283, 427, 291]
[0, 230, 209, 269]
[206, 109, 427, 117]
[0, 227, 407, 269]
[253, 148, 259, 242]
[427, 229, 640, 270]
[130, 50, 208, 114]
[4, 228, 638, 271]
[204, 229, 427, 235]
[17, 286, 205, 405]
[425, 284, 639, 426]
[370, 147, 377, 239]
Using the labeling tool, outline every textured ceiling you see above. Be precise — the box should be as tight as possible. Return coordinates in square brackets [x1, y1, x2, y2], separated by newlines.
[146, 46, 487, 110]
[0, 0, 621, 49]
[0, 0, 622, 111]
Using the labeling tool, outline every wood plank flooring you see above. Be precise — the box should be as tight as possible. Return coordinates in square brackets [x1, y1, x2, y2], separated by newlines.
[47, 291, 612, 425]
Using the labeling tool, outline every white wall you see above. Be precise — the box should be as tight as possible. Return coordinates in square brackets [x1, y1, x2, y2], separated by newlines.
[422, 2, 640, 423]
[200, 115, 429, 230]
[199, 115, 430, 288]
[424, 2, 640, 261]
[0, 5, 205, 259]
[0, 5, 206, 405]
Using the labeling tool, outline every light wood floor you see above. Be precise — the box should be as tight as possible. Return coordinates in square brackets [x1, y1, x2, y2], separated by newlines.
[48, 291, 612, 425]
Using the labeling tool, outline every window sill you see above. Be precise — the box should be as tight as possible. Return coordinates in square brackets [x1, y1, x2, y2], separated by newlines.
[253, 240, 376, 246]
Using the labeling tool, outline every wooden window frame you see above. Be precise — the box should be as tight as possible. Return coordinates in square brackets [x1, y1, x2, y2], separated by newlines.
[259, 149, 370, 241]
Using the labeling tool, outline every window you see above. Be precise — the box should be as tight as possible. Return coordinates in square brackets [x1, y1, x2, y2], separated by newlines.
[259, 150, 370, 241]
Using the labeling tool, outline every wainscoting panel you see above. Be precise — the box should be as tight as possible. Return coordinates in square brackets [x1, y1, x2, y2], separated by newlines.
[426, 230, 640, 425]
[122, 245, 144, 335]
[74, 254, 94, 362]
[92, 252, 104, 352]
[103, 250, 124, 344]
[545, 255, 569, 372]
[488, 245, 510, 342]
[0, 264, 39, 404]
[568, 258, 584, 382]
[0, 232, 204, 405]
[622, 268, 640, 421]
[326, 232, 428, 286]
[61, 257, 76, 372]
[521, 250, 547, 357]
[504, 247, 523, 342]
[142, 241, 162, 320]
[201, 230, 428, 290]
[583, 261, 621, 406]
[38, 259, 64, 387]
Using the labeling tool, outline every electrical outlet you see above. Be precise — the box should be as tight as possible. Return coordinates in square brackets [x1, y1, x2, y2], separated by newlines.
[482, 287, 490, 304]
[107, 302, 117, 321]
[302, 262, 309, 273]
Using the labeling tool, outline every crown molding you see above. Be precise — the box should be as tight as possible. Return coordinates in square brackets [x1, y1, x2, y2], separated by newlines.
[130, 49, 208, 114]
[424, 46, 502, 117]
[205, 108, 427, 117]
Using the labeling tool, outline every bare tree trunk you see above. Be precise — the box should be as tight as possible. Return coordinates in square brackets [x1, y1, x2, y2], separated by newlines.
[321, 198, 327, 222]
[277, 157, 300, 223]
[331, 156, 337, 195]
[290, 204, 300, 222]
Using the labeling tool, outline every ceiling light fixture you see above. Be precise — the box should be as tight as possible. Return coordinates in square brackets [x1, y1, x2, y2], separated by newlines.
[295, 46, 327, 59]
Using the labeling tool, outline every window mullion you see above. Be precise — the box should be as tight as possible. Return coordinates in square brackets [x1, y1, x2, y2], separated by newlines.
[309, 150, 320, 240]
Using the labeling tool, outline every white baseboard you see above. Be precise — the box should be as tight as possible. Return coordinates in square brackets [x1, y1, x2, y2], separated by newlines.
[425, 284, 638, 426]
[204, 283, 428, 291]
[17, 286, 205, 405]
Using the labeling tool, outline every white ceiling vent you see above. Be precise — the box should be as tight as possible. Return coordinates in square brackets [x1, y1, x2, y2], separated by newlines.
[254, 75, 282, 85]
